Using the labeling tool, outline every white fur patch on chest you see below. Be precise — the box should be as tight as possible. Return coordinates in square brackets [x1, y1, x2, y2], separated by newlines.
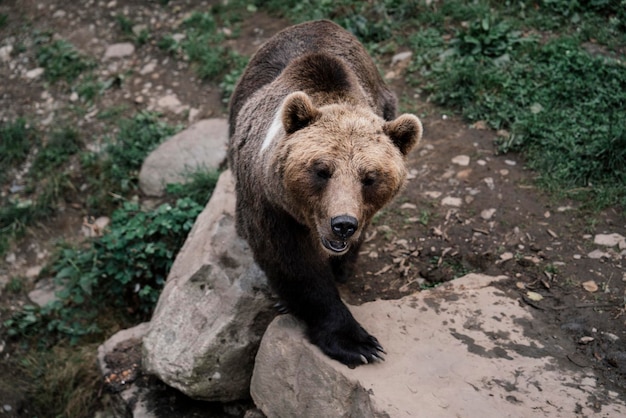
[261, 109, 283, 153]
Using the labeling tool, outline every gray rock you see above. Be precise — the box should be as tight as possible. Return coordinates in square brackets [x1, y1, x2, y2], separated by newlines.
[251, 274, 626, 418]
[142, 170, 274, 401]
[0, 45, 13, 62]
[28, 278, 62, 307]
[25, 67, 44, 79]
[594, 233, 625, 248]
[103, 42, 135, 59]
[139, 119, 228, 197]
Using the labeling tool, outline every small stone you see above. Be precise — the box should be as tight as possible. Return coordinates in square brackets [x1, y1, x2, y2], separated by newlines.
[456, 169, 472, 180]
[157, 94, 185, 114]
[582, 280, 598, 293]
[500, 252, 514, 262]
[25, 67, 45, 79]
[557, 206, 573, 212]
[3, 405, 12, 412]
[103, 42, 135, 59]
[499, 169, 509, 176]
[25, 266, 42, 279]
[476, 159, 486, 166]
[69, 91, 79, 102]
[504, 160, 517, 166]
[0, 45, 13, 62]
[480, 208, 496, 220]
[400, 203, 417, 210]
[544, 211, 551, 218]
[573, 254, 582, 260]
[587, 249, 609, 259]
[441, 196, 462, 207]
[594, 233, 625, 247]
[579, 336, 594, 344]
[424, 191, 442, 199]
[603, 332, 619, 342]
[452, 155, 470, 166]
[526, 291, 543, 301]
[140, 61, 157, 75]
[483, 177, 495, 190]
[391, 51, 412, 65]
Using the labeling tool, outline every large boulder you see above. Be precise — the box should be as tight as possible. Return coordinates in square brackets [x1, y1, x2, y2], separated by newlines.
[139, 118, 228, 197]
[251, 274, 626, 417]
[142, 170, 274, 401]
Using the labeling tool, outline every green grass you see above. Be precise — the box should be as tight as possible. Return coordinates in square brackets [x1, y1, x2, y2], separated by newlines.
[158, 10, 248, 99]
[35, 38, 95, 83]
[0, 118, 37, 183]
[82, 111, 180, 209]
[408, 12, 626, 209]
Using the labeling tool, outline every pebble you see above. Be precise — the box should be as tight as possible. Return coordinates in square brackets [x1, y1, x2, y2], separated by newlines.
[424, 191, 442, 199]
[103, 42, 135, 59]
[441, 196, 462, 207]
[391, 51, 412, 65]
[500, 252, 514, 262]
[505, 160, 517, 166]
[0, 45, 13, 62]
[483, 177, 495, 190]
[499, 169, 509, 176]
[480, 208, 496, 220]
[456, 169, 472, 180]
[156, 94, 186, 114]
[476, 159, 486, 166]
[594, 233, 625, 248]
[573, 254, 582, 260]
[452, 155, 470, 166]
[587, 249, 609, 259]
[25, 67, 45, 79]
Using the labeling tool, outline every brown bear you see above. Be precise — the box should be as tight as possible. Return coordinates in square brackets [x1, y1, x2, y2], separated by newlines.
[228, 20, 422, 366]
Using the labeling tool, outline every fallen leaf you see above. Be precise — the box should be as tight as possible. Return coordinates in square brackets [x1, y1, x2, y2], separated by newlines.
[582, 280, 598, 293]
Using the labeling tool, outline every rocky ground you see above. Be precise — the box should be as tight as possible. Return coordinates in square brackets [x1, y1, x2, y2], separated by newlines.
[0, 0, 625, 415]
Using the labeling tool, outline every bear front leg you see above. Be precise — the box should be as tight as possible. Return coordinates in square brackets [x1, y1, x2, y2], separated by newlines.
[266, 257, 385, 367]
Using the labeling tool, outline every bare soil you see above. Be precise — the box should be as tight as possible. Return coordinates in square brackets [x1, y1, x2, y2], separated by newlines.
[0, 0, 624, 415]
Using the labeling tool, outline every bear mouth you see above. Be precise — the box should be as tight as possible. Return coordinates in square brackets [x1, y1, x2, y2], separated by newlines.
[321, 237, 349, 254]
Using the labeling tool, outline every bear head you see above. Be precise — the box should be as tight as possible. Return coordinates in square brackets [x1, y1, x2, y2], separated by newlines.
[270, 91, 422, 256]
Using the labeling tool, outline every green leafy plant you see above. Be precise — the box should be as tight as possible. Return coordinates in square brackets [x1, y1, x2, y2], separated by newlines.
[4, 197, 205, 341]
[35, 39, 95, 83]
[82, 111, 180, 209]
[413, 17, 626, 209]
[0, 118, 37, 183]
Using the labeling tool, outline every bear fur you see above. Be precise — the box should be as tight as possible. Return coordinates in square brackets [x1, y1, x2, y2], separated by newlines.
[228, 20, 422, 366]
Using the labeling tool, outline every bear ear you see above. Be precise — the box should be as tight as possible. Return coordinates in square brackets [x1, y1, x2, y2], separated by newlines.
[281, 92, 321, 134]
[383, 114, 423, 156]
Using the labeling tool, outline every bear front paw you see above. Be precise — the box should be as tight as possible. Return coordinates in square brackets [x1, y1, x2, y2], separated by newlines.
[309, 321, 385, 367]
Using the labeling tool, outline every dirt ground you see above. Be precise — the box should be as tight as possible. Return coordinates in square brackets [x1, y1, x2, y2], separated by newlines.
[0, 0, 625, 415]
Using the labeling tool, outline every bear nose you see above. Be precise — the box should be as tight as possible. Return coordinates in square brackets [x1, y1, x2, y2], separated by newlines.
[331, 215, 358, 239]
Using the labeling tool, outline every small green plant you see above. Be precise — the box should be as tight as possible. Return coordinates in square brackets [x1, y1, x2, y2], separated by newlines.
[180, 12, 244, 80]
[82, 111, 180, 209]
[31, 127, 82, 178]
[165, 169, 221, 206]
[35, 39, 95, 83]
[116, 14, 150, 45]
[451, 14, 531, 58]
[4, 196, 206, 341]
[0, 118, 37, 183]
[0, 13, 8, 29]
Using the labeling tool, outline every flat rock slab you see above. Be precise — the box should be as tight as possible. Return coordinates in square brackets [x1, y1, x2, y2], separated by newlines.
[252, 274, 626, 418]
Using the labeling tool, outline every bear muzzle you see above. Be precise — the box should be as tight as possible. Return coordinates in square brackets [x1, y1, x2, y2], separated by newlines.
[320, 215, 359, 254]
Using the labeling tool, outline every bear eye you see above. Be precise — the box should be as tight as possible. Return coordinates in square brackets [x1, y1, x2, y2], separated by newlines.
[316, 168, 332, 180]
[362, 173, 376, 187]
[312, 162, 332, 181]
